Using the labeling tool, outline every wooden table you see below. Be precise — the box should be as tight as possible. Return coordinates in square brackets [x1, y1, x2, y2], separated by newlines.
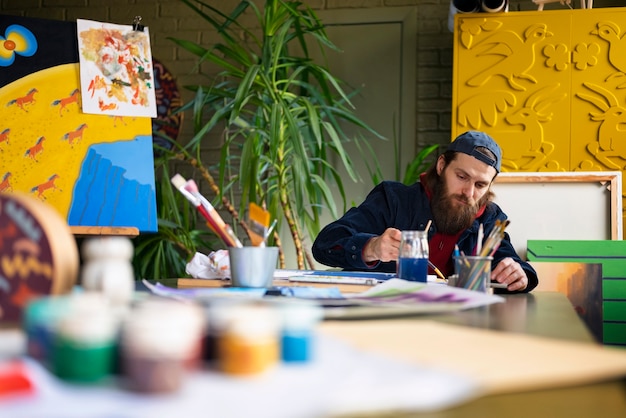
[433, 292, 597, 343]
[331, 292, 626, 417]
[153, 280, 625, 416]
[158, 278, 626, 415]
[4, 285, 624, 416]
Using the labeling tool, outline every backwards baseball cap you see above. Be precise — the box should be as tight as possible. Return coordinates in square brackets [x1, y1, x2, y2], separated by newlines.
[448, 131, 502, 172]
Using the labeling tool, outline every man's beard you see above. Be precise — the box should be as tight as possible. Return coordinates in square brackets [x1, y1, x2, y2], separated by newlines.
[430, 174, 486, 235]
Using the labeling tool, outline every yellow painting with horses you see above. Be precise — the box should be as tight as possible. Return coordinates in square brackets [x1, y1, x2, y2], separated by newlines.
[0, 63, 156, 231]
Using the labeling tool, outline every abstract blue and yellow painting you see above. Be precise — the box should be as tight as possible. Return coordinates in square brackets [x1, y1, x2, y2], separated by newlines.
[0, 15, 157, 232]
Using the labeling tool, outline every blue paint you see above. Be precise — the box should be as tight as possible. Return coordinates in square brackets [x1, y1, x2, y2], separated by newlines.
[68, 136, 157, 232]
[281, 331, 312, 363]
[23, 297, 71, 363]
[398, 257, 428, 282]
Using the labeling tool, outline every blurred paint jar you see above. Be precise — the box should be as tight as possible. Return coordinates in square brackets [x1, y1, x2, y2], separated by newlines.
[80, 236, 135, 310]
[217, 304, 279, 375]
[203, 299, 246, 364]
[278, 301, 323, 363]
[23, 295, 71, 365]
[120, 297, 205, 393]
[51, 293, 118, 382]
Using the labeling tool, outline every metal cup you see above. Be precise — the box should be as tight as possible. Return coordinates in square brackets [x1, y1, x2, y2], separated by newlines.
[228, 246, 279, 288]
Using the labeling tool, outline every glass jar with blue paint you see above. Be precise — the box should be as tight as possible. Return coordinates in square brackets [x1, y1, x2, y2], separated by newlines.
[398, 230, 429, 282]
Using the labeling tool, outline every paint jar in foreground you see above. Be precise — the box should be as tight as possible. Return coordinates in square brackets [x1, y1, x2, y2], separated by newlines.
[278, 301, 323, 363]
[218, 304, 279, 375]
[120, 297, 205, 393]
[51, 293, 118, 382]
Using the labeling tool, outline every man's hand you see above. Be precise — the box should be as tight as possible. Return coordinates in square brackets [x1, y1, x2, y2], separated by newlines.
[492, 257, 528, 291]
[362, 228, 402, 263]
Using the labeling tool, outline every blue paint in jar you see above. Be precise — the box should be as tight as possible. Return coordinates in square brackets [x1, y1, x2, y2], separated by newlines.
[278, 302, 322, 363]
[281, 331, 312, 362]
[398, 257, 428, 282]
[23, 296, 71, 364]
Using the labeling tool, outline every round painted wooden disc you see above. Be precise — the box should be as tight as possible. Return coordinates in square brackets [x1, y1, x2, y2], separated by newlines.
[0, 192, 78, 323]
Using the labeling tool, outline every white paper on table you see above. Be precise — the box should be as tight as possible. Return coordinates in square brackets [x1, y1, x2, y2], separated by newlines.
[185, 250, 230, 279]
[347, 278, 505, 310]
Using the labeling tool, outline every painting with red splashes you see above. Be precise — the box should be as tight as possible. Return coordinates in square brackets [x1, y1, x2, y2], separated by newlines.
[76, 19, 157, 117]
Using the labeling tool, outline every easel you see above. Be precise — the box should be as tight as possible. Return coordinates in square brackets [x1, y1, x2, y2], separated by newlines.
[70, 226, 139, 237]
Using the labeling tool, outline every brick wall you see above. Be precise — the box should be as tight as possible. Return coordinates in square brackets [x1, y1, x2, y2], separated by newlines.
[2, 0, 621, 154]
[1, 0, 451, 152]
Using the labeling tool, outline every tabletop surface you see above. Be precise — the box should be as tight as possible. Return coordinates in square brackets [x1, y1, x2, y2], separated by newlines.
[430, 291, 597, 343]
[331, 291, 626, 418]
[2, 288, 624, 417]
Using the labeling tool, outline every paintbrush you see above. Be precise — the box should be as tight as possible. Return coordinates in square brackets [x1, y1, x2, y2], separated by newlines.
[183, 178, 242, 248]
[264, 219, 278, 242]
[428, 260, 447, 282]
[171, 174, 242, 248]
[248, 202, 270, 246]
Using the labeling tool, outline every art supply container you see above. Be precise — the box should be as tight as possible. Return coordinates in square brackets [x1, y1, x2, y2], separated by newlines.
[278, 301, 323, 363]
[202, 299, 248, 364]
[451, 256, 493, 292]
[120, 297, 205, 393]
[217, 304, 280, 375]
[398, 230, 429, 282]
[51, 293, 118, 382]
[80, 236, 135, 310]
[228, 246, 279, 288]
[23, 295, 71, 365]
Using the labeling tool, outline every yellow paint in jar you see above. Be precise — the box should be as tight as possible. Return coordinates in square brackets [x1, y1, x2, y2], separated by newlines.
[217, 304, 279, 375]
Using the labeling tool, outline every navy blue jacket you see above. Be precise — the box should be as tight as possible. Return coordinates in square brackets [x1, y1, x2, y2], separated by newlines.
[311, 181, 538, 293]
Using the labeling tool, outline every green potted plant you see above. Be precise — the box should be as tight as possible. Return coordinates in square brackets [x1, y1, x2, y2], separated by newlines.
[131, 152, 219, 280]
[167, 0, 385, 269]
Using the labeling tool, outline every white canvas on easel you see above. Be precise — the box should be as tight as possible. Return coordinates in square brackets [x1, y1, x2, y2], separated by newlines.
[491, 171, 622, 259]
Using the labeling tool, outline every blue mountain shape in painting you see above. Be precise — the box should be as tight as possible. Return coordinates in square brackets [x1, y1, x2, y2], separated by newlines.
[68, 136, 157, 232]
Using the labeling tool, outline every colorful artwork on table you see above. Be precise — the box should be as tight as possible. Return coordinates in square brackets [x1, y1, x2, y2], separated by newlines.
[0, 15, 157, 232]
[76, 19, 157, 118]
[530, 261, 603, 343]
[528, 240, 626, 347]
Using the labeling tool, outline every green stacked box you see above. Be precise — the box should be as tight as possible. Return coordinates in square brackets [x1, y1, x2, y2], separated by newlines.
[527, 240, 626, 347]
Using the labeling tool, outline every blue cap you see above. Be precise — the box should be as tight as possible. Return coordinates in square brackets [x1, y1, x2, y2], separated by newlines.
[448, 131, 502, 172]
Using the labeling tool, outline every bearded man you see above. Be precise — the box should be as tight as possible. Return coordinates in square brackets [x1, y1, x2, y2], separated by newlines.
[311, 131, 538, 293]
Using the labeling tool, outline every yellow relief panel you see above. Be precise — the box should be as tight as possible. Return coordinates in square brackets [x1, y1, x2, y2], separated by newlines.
[570, 10, 626, 174]
[452, 10, 573, 173]
[452, 8, 626, 235]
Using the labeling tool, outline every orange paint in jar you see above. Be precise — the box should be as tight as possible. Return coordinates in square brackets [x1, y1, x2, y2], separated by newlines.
[217, 304, 279, 375]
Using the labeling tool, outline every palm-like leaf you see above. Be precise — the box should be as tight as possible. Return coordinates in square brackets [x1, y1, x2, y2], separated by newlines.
[171, 0, 384, 268]
[132, 152, 218, 279]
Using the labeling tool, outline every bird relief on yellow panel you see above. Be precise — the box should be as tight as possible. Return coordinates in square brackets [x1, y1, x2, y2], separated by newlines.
[571, 9, 626, 174]
[452, 8, 626, 177]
